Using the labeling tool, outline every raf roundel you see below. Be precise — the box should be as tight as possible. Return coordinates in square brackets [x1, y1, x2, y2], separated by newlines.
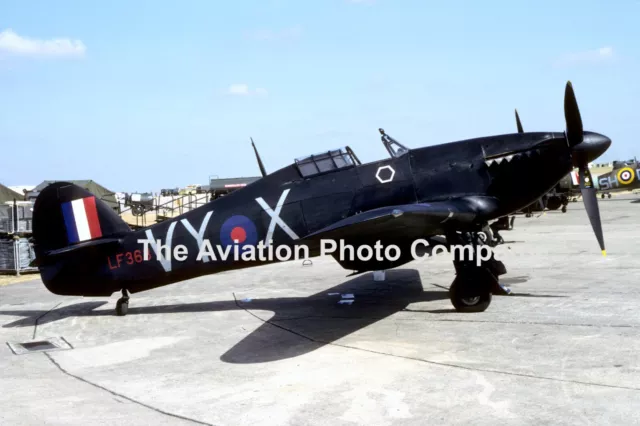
[617, 167, 635, 185]
[220, 215, 258, 248]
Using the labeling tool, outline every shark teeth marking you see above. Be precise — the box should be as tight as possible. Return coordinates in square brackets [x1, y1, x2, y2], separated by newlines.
[485, 149, 537, 167]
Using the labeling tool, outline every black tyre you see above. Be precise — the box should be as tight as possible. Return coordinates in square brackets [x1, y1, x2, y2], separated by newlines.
[449, 273, 492, 313]
[608, 193, 612, 199]
[546, 196, 562, 211]
[477, 224, 493, 246]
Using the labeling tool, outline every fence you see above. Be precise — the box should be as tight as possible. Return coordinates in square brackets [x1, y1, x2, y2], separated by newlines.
[119, 193, 212, 228]
[0, 201, 34, 234]
[0, 238, 37, 275]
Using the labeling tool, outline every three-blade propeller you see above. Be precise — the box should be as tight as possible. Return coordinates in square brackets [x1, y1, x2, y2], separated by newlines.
[514, 82, 606, 256]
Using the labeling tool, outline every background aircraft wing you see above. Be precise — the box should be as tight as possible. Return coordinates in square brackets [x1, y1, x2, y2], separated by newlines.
[302, 196, 499, 242]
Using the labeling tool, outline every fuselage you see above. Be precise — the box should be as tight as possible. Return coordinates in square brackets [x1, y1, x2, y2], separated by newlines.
[40, 130, 608, 296]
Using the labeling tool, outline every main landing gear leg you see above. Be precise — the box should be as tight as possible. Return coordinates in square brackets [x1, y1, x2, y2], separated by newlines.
[116, 288, 129, 316]
[446, 231, 509, 313]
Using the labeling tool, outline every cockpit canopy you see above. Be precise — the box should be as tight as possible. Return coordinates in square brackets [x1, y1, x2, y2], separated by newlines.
[294, 129, 409, 178]
[295, 146, 361, 178]
[613, 158, 638, 169]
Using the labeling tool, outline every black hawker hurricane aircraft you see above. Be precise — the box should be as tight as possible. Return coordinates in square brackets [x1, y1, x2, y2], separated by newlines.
[32, 82, 610, 315]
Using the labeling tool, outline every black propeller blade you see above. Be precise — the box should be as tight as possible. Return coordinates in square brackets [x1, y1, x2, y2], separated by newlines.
[564, 82, 584, 147]
[578, 166, 606, 256]
[564, 81, 606, 256]
[515, 109, 523, 133]
[250, 137, 267, 178]
[515, 111, 548, 217]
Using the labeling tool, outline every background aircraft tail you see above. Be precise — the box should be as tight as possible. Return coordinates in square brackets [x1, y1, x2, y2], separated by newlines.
[33, 181, 132, 256]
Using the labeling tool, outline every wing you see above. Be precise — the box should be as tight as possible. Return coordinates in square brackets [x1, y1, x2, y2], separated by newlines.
[302, 196, 499, 242]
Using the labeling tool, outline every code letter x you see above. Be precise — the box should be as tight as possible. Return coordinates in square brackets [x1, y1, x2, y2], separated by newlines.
[255, 189, 300, 246]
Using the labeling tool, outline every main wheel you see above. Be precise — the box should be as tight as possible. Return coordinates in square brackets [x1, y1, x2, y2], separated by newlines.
[449, 273, 492, 313]
[608, 193, 612, 199]
[546, 196, 562, 211]
[477, 224, 493, 246]
[116, 298, 129, 316]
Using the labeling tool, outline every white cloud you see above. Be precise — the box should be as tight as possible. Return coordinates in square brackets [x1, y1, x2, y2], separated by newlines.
[227, 84, 268, 96]
[0, 29, 86, 58]
[228, 84, 250, 95]
[556, 46, 614, 66]
[245, 25, 302, 41]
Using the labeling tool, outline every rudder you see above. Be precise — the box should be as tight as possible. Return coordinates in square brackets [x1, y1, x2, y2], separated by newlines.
[33, 181, 131, 255]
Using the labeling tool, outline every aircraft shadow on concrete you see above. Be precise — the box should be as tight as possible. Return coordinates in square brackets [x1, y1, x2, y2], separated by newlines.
[500, 276, 529, 285]
[0, 269, 564, 364]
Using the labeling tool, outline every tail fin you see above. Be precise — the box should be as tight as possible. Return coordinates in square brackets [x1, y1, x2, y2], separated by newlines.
[33, 182, 131, 257]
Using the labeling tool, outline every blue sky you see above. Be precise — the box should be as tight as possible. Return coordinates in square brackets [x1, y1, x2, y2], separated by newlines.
[1, 0, 638, 192]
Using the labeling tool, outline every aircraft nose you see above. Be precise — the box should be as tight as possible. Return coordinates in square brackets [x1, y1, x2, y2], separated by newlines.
[572, 131, 612, 166]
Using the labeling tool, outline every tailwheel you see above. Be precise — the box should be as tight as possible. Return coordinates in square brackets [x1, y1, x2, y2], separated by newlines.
[116, 289, 130, 316]
[449, 268, 494, 313]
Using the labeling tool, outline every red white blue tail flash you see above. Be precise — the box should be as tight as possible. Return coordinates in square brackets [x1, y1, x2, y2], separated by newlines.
[570, 170, 580, 186]
[61, 197, 103, 243]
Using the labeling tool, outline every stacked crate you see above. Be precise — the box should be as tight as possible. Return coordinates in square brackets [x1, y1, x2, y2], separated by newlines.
[0, 201, 37, 274]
